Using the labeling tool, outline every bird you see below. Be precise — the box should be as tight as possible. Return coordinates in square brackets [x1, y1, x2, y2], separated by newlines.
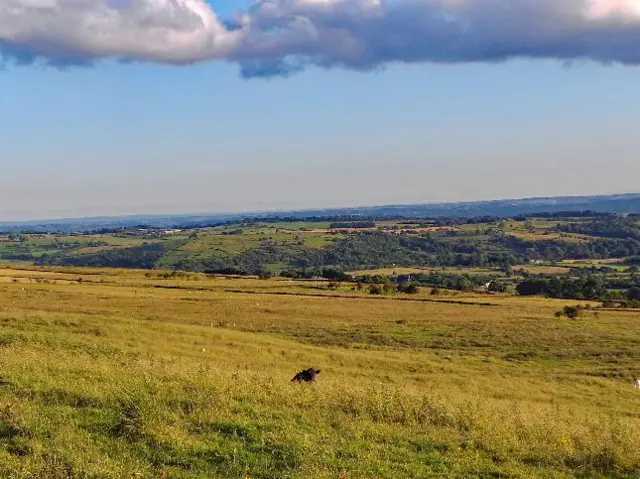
[291, 367, 321, 383]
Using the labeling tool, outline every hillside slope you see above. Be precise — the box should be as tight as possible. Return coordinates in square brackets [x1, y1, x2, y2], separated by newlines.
[0, 267, 638, 477]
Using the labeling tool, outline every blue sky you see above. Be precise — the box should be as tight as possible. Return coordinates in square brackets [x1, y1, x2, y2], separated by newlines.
[2, 1, 640, 220]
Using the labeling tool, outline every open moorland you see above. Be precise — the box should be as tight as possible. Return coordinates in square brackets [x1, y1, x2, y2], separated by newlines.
[0, 266, 638, 478]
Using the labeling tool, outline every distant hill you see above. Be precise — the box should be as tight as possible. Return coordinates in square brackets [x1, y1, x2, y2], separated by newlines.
[1, 193, 639, 233]
[270, 193, 640, 219]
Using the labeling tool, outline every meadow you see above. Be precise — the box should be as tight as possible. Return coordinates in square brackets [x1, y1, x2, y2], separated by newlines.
[0, 266, 638, 478]
[4, 214, 638, 276]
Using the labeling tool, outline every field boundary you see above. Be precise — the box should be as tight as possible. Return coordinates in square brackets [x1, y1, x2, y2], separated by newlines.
[223, 288, 499, 306]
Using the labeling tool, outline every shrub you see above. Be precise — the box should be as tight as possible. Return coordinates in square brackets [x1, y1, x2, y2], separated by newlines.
[488, 281, 508, 293]
[368, 285, 383, 295]
[399, 283, 419, 294]
[556, 305, 583, 319]
[626, 286, 640, 301]
[383, 283, 397, 294]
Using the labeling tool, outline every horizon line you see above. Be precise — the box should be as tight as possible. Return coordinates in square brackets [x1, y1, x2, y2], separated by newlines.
[1, 192, 639, 226]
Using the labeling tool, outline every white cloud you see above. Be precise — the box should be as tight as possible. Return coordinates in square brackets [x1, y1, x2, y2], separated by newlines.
[587, 0, 640, 18]
[0, 0, 242, 64]
[3, 0, 640, 76]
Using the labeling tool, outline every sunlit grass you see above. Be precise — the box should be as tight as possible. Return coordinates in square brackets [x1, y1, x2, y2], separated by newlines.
[0, 267, 638, 477]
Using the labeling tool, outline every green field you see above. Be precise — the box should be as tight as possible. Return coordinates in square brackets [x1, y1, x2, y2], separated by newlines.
[0, 267, 638, 477]
[1, 216, 639, 278]
[0, 222, 350, 271]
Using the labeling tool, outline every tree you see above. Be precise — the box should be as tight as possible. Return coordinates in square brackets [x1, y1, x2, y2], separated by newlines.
[321, 268, 351, 282]
[503, 264, 514, 277]
[627, 287, 640, 301]
[516, 279, 549, 296]
[456, 277, 473, 291]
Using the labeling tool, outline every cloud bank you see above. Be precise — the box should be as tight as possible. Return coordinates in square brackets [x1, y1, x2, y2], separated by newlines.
[0, 0, 241, 65]
[3, 0, 640, 76]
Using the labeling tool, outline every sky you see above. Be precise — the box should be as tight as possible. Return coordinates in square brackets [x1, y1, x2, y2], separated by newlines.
[1, 0, 640, 221]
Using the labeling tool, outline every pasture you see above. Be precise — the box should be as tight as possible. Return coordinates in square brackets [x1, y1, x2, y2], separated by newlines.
[0, 267, 638, 478]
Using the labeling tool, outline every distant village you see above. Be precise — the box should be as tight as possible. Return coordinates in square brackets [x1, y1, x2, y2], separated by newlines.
[118, 228, 184, 238]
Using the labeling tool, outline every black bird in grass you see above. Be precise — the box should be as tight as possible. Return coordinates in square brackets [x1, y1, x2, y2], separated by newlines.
[291, 368, 321, 383]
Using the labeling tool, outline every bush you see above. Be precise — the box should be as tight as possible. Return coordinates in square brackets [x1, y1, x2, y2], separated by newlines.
[456, 278, 473, 291]
[627, 287, 640, 301]
[321, 268, 352, 282]
[382, 283, 397, 294]
[368, 285, 383, 295]
[556, 305, 583, 319]
[517, 279, 550, 296]
[398, 283, 419, 294]
[488, 281, 508, 293]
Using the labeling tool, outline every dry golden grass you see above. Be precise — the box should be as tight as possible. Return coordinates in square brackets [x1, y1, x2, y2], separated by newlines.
[515, 265, 572, 275]
[0, 266, 638, 478]
[347, 266, 498, 276]
[346, 267, 431, 276]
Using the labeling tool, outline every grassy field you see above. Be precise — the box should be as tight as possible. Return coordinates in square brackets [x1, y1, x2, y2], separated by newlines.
[0, 267, 638, 478]
[0, 216, 619, 274]
[346, 267, 499, 276]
